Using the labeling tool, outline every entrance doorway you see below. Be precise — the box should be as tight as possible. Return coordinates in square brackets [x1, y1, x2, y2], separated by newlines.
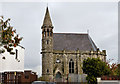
[55, 72, 62, 82]
[55, 72, 61, 78]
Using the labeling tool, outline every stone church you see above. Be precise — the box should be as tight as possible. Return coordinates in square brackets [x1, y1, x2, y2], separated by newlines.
[41, 7, 106, 82]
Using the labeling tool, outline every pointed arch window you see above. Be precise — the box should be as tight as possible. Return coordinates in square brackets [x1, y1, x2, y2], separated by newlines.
[42, 29, 46, 37]
[47, 69, 49, 73]
[44, 32, 46, 37]
[46, 40, 49, 44]
[69, 59, 74, 73]
[50, 29, 52, 36]
[47, 29, 49, 36]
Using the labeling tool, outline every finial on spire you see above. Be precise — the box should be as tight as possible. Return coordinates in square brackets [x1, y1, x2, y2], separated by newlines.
[47, 3, 48, 7]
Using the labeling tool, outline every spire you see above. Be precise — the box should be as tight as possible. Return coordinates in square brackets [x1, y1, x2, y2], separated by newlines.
[42, 7, 53, 28]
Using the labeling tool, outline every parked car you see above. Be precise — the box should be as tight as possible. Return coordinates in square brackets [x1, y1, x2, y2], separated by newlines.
[32, 81, 56, 84]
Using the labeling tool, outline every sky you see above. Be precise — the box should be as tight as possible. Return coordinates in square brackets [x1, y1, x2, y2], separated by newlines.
[0, 2, 118, 77]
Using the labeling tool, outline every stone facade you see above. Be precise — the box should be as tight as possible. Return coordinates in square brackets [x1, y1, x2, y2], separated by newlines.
[41, 7, 106, 82]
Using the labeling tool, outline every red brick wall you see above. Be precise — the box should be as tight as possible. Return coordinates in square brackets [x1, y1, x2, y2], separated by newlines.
[2, 70, 37, 84]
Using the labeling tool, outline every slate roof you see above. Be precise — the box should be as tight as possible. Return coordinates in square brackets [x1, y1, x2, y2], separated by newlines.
[53, 33, 97, 51]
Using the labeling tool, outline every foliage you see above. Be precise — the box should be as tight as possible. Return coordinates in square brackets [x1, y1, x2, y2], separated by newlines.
[82, 58, 111, 84]
[110, 63, 120, 76]
[86, 75, 97, 84]
[118, 64, 120, 76]
[0, 16, 23, 54]
[107, 63, 118, 76]
[106, 59, 120, 76]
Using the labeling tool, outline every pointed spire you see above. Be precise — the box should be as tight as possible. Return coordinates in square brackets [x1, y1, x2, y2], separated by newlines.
[42, 7, 53, 28]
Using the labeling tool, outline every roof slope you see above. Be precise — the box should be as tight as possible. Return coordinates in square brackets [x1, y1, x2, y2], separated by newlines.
[53, 33, 97, 51]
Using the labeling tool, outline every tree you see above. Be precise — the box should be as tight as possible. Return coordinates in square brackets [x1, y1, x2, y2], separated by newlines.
[118, 64, 120, 76]
[0, 16, 23, 54]
[82, 58, 111, 84]
[108, 63, 118, 76]
[106, 59, 120, 76]
[109, 63, 120, 76]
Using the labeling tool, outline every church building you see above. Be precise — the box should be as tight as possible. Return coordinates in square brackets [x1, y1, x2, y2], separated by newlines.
[41, 7, 106, 82]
